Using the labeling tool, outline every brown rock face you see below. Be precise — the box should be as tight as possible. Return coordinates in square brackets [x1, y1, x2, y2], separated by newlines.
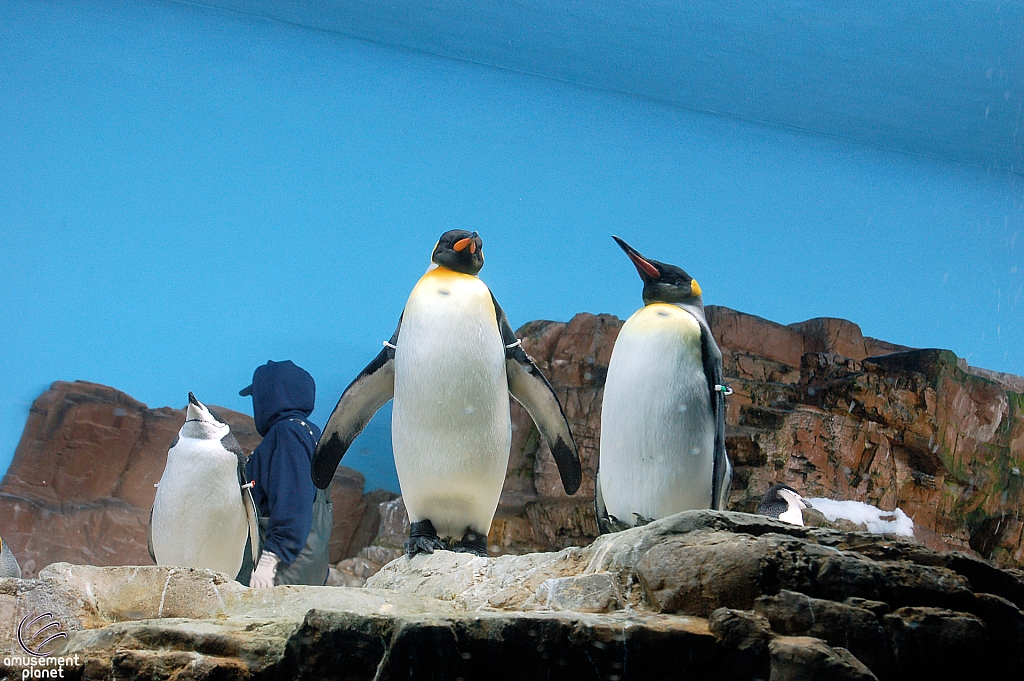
[6, 304, 1023, 579]
[484, 307, 1024, 569]
[732, 346, 1024, 568]
[0, 381, 386, 577]
[489, 314, 618, 553]
[0, 382, 259, 577]
[328, 467, 367, 562]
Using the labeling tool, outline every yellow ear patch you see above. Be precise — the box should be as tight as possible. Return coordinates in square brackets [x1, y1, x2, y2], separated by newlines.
[691, 279, 702, 297]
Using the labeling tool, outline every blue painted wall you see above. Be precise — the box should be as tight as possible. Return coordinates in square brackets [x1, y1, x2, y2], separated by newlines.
[2, 0, 1021, 490]
[199, 0, 1024, 173]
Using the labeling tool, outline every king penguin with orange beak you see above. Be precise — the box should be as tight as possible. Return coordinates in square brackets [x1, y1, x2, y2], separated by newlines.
[596, 236, 732, 533]
[312, 230, 581, 557]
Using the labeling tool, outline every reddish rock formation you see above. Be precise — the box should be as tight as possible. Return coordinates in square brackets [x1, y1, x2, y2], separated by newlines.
[0, 382, 261, 577]
[485, 314, 617, 553]
[482, 307, 1024, 569]
[328, 467, 367, 563]
[0, 381, 388, 577]
[327, 466, 398, 563]
[6, 304, 1024, 580]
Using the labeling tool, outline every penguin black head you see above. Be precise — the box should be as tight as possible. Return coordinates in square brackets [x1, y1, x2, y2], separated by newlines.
[432, 230, 484, 276]
[756, 483, 810, 525]
[613, 236, 703, 306]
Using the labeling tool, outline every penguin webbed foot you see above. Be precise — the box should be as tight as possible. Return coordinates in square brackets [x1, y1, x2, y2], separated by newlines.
[405, 520, 449, 558]
[598, 513, 632, 535]
[451, 529, 489, 557]
[632, 513, 654, 527]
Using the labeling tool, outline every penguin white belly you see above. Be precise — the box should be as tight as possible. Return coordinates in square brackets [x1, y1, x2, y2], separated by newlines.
[151, 440, 248, 576]
[599, 303, 715, 524]
[392, 268, 511, 540]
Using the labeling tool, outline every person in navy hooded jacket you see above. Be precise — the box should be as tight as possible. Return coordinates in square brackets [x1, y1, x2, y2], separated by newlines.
[239, 360, 332, 587]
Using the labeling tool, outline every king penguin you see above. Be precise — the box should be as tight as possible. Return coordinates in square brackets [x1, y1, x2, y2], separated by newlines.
[150, 393, 260, 578]
[756, 484, 810, 526]
[596, 236, 732, 533]
[0, 534, 22, 579]
[312, 230, 582, 557]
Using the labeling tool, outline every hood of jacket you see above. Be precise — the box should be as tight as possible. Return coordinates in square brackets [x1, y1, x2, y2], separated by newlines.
[247, 360, 316, 436]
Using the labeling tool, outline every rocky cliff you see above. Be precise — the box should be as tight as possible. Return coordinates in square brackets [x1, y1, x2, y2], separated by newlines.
[472, 308, 1024, 569]
[2, 512, 1022, 680]
[2, 308, 1022, 678]
[0, 381, 390, 578]
[3, 305, 1023, 579]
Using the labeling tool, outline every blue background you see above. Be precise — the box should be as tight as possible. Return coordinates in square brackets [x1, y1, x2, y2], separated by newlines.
[2, 0, 1021, 491]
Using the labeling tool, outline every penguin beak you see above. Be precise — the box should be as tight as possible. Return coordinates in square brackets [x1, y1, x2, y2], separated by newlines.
[453, 232, 481, 255]
[185, 393, 205, 423]
[612, 236, 661, 281]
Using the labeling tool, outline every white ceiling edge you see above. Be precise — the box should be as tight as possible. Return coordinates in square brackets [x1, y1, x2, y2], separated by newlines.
[178, 0, 1024, 176]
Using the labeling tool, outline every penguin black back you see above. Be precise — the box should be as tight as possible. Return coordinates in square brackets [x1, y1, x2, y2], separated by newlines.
[757, 483, 802, 519]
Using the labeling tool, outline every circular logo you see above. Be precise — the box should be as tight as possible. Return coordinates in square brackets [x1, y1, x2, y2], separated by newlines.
[17, 612, 67, 656]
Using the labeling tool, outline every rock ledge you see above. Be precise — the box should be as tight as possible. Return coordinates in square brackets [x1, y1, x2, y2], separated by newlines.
[2, 511, 1021, 680]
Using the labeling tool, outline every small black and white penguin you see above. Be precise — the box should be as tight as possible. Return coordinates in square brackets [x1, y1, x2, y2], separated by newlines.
[756, 484, 810, 526]
[312, 230, 581, 557]
[150, 393, 260, 578]
[0, 534, 22, 578]
[596, 236, 732, 533]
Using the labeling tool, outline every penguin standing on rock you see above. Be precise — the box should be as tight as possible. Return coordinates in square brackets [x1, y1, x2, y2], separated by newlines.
[0, 535, 22, 578]
[150, 393, 260, 579]
[596, 236, 732, 533]
[312, 230, 581, 557]
[756, 484, 811, 526]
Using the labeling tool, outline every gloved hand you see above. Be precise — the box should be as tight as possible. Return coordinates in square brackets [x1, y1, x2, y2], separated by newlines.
[251, 551, 280, 588]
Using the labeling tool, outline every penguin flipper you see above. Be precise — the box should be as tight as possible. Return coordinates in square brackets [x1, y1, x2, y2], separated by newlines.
[594, 471, 630, 534]
[701, 322, 733, 510]
[0, 537, 23, 579]
[595, 468, 609, 532]
[235, 452, 261, 565]
[312, 318, 401, 489]
[243, 483, 260, 564]
[593, 471, 630, 532]
[221, 431, 245, 460]
[147, 505, 156, 564]
[491, 295, 582, 495]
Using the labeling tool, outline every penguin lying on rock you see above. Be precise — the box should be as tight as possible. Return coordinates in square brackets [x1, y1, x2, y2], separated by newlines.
[596, 237, 732, 533]
[150, 393, 260, 580]
[756, 484, 810, 526]
[0, 534, 22, 578]
[757, 483, 917, 535]
[312, 230, 582, 558]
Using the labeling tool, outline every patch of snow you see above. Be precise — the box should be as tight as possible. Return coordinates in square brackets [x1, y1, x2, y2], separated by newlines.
[806, 498, 914, 536]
